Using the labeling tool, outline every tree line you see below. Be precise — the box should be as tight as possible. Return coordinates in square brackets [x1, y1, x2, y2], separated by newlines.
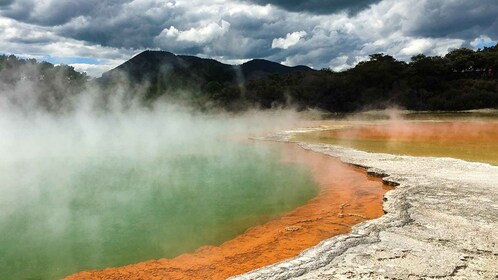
[200, 46, 498, 112]
[1, 45, 497, 113]
[0, 54, 88, 112]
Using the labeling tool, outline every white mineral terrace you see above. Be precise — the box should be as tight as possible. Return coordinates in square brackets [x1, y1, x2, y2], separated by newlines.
[235, 130, 498, 279]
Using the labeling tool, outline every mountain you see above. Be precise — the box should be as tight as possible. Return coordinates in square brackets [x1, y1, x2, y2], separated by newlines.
[100, 50, 314, 85]
[98, 47, 498, 112]
[239, 59, 314, 80]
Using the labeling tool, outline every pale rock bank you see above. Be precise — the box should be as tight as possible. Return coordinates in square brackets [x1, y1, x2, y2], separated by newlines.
[233, 133, 498, 279]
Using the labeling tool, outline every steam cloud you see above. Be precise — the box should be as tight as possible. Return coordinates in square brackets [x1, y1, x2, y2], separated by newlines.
[0, 63, 317, 279]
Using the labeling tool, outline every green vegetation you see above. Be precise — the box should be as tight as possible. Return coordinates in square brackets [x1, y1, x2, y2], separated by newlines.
[2, 46, 497, 112]
[231, 46, 498, 112]
[0, 54, 88, 111]
[99, 46, 498, 112]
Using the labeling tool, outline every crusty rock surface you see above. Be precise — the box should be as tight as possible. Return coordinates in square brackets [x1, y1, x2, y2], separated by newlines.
[233, 135, 498, 279]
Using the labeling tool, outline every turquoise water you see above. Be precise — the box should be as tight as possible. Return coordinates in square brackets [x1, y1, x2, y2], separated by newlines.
[0, 111, 318, 280]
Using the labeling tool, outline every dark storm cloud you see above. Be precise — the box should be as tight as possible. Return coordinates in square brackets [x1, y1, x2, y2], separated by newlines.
[0, 0, 14, 7]
[1, 0, 130, 26]
[56, 1, 222, 50]
[406, 0, 498, 39]
[60, 19, 165, 49]
[1, 0, 494, 52]
[0, 0, 497, 77]
[242, 0, 381, 14]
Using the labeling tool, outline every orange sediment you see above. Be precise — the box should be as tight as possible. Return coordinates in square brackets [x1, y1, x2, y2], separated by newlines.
[299, 121, 498, 165]
[325, 121, 498, 143]
[66, 143, 392, 280]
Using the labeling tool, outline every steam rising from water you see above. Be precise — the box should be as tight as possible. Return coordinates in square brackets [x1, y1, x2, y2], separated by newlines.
[0, 73, 318, 279]
[297, 108, 498, 165]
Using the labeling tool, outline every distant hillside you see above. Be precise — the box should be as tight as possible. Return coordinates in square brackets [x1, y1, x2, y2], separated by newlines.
[100, 50, 314, 94]
[238, 46, 498, 112]
[101, 51, 235, 84]
[239, 59, 314, 80]
[99, 50, 316, 103]
[2, 46, 497, 113]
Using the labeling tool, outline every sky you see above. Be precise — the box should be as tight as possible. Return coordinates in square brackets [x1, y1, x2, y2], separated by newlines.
[0, 0, 497, 77]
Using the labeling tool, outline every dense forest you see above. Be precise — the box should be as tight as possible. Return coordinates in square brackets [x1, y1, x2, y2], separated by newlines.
[1, 45, 497, 113]
[0, 54, 88, 112]
[203, 46, 498, 112]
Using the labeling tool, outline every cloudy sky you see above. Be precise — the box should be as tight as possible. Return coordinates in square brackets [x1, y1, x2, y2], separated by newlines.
[0, 0, 497, 77]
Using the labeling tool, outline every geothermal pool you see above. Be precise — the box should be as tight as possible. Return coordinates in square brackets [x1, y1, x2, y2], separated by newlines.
[0, 143, 320, 280]
[67, 143, 390, 279]
[294, 114, 498, 166]
[0, 110, 323, 280]
[7, 109, 495, 280]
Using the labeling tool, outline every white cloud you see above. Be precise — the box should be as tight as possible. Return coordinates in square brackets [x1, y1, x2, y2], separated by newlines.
[276, 0, 471, 70]
[0, 0, 496, 76]
[0, 17, 133, 77]
[328, 55, 348, 71]
[162, 26, 179, 38]
[210, 56, 251, 65]
[226, 2, 272, 18]
[271, 31, 307, 49]
[470, 35, 497, 49]
[400, 38, 433, 56]
[69, 62, 118, 77]
[157, 20, 231, 44]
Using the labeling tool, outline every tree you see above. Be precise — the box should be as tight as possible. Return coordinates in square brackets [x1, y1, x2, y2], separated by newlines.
[445, 48, 475, 72]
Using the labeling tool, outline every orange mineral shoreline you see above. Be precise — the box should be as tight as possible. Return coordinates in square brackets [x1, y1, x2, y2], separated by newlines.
[66, 143, 392, 280]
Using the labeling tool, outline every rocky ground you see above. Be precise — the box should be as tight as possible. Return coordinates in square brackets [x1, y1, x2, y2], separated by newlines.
[233, 133, 498, 279]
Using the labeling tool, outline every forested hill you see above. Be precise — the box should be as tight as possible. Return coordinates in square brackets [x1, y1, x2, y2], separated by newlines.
[99, 50, 314, 100]
[209, 46, 498, 112]
[99, 47, 498, 111]
[1, 46, 498, 113]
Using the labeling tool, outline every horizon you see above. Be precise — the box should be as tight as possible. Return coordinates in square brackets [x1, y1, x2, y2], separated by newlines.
[0, 0, 496, 77]
[4, 44, 496, 80]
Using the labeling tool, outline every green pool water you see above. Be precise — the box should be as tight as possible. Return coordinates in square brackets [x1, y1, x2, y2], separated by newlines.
[0, 112, 318, 280]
